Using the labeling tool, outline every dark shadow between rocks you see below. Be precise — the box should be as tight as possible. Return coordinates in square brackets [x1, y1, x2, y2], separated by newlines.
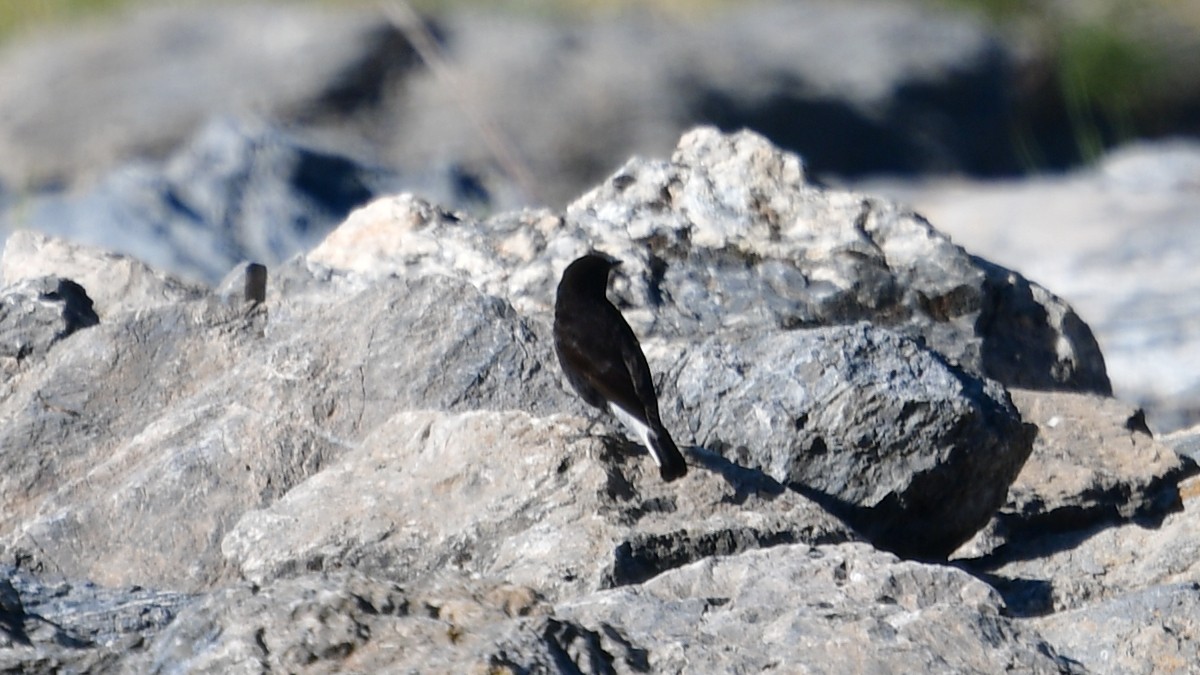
[966, 517, 1163, 573]
[0, 579, 32, 648]
[790, 483, 952, 563]
[606, 528, 804, 589]
[601, 448, 856, 589]
[965, 571, 1056, 618]
[954, 522, 1123, 617]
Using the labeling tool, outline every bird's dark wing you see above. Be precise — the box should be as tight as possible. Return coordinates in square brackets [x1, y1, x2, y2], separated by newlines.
[555, 301, 651, 421]
[615, 314, 664, 425]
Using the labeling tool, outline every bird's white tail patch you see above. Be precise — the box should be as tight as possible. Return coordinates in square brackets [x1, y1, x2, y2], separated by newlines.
[608, 403, 661, 467]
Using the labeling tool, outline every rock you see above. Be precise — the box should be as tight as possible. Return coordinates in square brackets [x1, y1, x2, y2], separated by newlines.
[953, 389, 1197, 558]
[1031, 582, 1200, 675]
[0, 275, 98, 365]
[132, 544, 1082, 673]
[566, 128, 1108, 395]
[0, 126, 1155, 672]
[222, 409, 856, 599]
[0, 269, 559, 590]
[667, 324, 1033, 558]
[315, 127, 1110, 397]
[0, 3, 417, 191]
[0, 564, 192, 673]
[1, 230, 205, 318]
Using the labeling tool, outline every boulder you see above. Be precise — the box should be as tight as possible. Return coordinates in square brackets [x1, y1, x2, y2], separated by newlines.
[668, 324, 1032, 558]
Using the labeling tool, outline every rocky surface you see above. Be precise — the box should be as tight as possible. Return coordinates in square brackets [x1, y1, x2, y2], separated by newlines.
[0, 128, 1196, 672]
[131, 544, 1085, 674]
[3, 0, 1190, 436]
[953, 389, 1194, 558]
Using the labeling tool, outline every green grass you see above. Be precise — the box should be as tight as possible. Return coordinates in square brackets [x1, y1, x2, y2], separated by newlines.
[935, 0, 1180, 166]
[0, 0, 135, 37]
[1058, 21, 1163, 161]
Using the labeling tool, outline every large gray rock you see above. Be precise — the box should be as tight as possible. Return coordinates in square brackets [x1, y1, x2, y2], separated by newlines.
[668, 324, 1032, 558]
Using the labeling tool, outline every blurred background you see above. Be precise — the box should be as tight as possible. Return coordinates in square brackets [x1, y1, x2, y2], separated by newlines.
[0, 0, 1198, 432]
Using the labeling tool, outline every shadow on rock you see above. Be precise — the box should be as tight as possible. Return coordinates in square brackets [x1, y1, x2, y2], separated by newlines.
[687, 445, 787, 505]
[790, 483, 963, 562]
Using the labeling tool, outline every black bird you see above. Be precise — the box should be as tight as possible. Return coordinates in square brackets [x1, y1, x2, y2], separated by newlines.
[553, 252, 688, 481]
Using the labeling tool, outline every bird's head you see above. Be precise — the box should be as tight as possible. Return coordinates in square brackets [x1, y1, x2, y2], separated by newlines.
[559, 251, 623, 297]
